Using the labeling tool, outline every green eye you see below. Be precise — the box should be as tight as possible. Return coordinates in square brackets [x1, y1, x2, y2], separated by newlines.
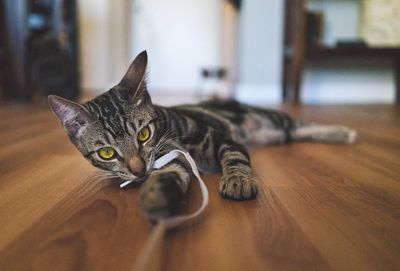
[97, 147, 116, 160]
[137, 126, 151, 143]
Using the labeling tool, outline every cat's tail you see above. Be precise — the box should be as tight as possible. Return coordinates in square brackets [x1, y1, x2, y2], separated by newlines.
[289, 122, 358, 144]
[241, 105, 357, 145]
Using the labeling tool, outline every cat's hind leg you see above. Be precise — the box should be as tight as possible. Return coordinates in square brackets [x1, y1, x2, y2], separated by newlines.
[290, 122, 357, 144]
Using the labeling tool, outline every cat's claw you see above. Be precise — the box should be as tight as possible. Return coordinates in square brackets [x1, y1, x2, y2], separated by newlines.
[219, 171, 258, 200]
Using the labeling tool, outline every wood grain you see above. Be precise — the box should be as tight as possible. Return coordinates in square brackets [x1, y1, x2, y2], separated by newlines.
[0, 104, 399, 271]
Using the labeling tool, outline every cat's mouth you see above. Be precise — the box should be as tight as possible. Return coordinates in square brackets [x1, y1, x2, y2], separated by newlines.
[118, 174, 147, 183]
[118, 173, 148, 188]
[118, 156, 157, 187]
[118, 156, 156, 183]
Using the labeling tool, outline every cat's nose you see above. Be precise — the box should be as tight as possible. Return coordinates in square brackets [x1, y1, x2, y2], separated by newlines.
[128, 155, 146, 177]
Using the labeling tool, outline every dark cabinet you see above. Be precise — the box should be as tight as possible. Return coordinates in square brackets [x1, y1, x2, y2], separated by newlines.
[0, 0, 80, 101]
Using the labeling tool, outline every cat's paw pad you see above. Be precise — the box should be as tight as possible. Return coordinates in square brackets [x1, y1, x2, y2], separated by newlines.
[219, 171, 258, 200]
[139, 172, 184, 220]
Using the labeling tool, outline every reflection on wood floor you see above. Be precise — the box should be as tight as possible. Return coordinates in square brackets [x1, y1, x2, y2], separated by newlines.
[0, 103, 399, 271]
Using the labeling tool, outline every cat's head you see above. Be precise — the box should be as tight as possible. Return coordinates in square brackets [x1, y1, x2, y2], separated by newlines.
[49, 51, 160, 181]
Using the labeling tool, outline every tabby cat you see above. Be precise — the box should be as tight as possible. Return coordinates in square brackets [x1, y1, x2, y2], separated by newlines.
[49, 51, 357, 220]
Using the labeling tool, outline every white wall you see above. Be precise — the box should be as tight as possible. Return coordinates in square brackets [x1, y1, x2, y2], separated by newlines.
[302, 59, 395, 104]
[236, 0, 283, 104]
[220, 2, 239, 98]
[78, 0, 131, 92]
[78, 0, 224, 103]
[78, 0, 111, 91]
[131, 0, 221, 93]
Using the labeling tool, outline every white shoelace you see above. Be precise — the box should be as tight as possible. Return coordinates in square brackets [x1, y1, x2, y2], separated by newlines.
[122, 150, 209, 271]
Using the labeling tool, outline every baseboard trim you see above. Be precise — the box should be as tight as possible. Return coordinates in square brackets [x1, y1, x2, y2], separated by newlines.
[235, 83, 282, 105]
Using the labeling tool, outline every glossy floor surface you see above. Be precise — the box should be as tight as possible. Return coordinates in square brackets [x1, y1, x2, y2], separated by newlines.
[0, 104, 399, 271]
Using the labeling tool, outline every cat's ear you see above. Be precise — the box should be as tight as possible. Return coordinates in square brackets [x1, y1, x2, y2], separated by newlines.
[117, 50, 151, 105]
[48, 95, 92, 137]
[119, 50, 147, 90]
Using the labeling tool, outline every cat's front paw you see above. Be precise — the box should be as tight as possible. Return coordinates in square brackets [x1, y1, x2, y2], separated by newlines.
[139, 172, 184, 220]
[219, 171, 258, 200]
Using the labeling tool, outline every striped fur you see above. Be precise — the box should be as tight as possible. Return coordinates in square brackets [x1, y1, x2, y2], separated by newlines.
[49, 51, 357, 219]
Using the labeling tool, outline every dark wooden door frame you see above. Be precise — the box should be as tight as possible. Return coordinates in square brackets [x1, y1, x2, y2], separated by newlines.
[4, 0, 30, 100]
[282, 0, 305, 104]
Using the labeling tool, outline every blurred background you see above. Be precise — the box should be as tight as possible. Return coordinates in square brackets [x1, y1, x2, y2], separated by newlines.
[0, 0, 399, 106]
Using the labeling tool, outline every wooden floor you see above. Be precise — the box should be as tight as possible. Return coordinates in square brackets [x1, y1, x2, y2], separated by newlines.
[0, 103, 399, 271]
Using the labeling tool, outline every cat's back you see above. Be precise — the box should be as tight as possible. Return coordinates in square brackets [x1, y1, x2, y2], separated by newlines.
[170, 99, 249, 126]
[171, 99, 294, 129]
[172, 99, 247, 117]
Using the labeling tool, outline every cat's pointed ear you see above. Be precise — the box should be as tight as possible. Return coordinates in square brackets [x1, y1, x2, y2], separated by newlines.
[119, 50, 147, 89]
[48, 95, 92, 137]
[117, 50, 149, 102]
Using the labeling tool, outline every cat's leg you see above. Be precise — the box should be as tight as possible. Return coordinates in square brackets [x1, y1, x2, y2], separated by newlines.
[290, 122, 357, 144]
[139, 157, 192, 220]
[217, 139, 258, 200]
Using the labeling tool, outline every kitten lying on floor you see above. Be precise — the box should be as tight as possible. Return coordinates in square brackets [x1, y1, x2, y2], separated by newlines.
[49, 51, 357, 220]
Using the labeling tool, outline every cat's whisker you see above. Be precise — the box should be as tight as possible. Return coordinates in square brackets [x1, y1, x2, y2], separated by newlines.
[88, 172, 113, 179]
[88, 176, 117, 183]
[88, 175, 117, 181]
[88, 170, 122, 181]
